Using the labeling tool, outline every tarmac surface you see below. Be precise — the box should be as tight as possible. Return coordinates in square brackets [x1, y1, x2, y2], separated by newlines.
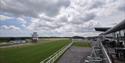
[57, 46, 92, 63]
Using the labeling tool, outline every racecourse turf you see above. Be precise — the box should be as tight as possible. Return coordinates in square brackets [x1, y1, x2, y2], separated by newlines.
[0, 39, 70, 63]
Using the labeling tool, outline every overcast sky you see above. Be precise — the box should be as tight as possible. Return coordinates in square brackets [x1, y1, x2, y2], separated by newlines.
[0, 0, 125, 37]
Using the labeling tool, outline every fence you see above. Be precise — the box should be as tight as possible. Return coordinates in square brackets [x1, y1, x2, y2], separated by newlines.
[40, 42, 73, 63]
[100, 41, 112, 63]
[84, 40, 112, 63]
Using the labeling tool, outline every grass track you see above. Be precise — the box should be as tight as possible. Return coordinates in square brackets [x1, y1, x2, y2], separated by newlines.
[0, 39, 70, 63]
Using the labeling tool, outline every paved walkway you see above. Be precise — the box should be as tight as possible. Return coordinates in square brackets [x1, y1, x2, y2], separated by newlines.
[57, 46, 92, 63]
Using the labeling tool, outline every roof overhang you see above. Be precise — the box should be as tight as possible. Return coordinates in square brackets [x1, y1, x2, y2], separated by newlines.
[95, 27, 110, 32]
[103, 19, 125, 35]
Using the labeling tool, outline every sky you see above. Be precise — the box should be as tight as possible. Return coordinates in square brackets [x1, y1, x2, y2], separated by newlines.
[0, 0, 125, 37]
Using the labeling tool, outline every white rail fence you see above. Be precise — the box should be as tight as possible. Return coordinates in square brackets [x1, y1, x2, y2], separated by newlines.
[40, 42, 73, 63]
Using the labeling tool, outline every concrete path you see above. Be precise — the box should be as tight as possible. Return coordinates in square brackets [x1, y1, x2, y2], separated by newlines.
[57, 46, 91, 63]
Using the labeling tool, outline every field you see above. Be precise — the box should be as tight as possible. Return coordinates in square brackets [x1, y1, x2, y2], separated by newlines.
[0, 38, 71, 63]
[73, 39, 91, 47]
[0, 38, 9, 43]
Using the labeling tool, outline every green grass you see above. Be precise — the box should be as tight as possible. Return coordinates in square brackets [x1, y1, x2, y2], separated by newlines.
[0, 39, 70, 63]
[0, 39, 8, 43]
[73, 40, 91, 47]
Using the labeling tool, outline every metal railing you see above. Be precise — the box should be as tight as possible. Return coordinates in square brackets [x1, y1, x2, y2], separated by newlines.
[40, 42, 73, 63]
[84, 39, 112, 63]
[100, 42, 112, 63]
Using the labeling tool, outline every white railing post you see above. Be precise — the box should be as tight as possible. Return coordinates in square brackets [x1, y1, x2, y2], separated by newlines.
[40, 42, 73, 63]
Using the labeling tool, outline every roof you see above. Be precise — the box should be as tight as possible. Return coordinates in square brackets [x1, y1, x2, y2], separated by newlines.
[95, 27, 110, 32]
[103, 19, 125, 35]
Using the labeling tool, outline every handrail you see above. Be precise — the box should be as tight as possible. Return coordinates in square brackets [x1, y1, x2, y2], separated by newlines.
[100, 42, 112, 63]
[85, 40, 112, 63]
[40, 42, 73, 63]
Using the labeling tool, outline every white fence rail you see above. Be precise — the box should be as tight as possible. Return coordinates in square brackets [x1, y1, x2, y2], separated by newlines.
[40, 42, 73, 63]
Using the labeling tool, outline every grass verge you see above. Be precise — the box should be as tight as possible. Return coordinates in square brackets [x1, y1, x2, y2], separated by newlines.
[73, 40, 91, 47]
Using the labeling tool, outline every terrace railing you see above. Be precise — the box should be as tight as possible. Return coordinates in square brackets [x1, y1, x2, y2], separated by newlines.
[40, 42, 73, 63]
[84, 39, 112, 63]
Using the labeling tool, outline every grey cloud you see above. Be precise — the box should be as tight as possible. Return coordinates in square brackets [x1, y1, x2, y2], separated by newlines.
[80, 13, 96, 21]
[74, 21, 100, 33]
[1, 0, 124, 37]
[118, 2, 125, 12]
[27, 16, 65, 31]
[27, 0, 106, 36]
[88, 0, 105, 9]
[70, 13, 96, 24]
[0, 25, 21, 31]
[0, 0, 70, 17]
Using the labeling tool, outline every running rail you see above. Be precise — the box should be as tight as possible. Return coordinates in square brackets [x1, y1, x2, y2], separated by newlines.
[40, 42, 73, 63]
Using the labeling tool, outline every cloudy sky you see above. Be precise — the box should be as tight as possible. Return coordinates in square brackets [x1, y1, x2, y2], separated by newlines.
[0, 0, 125, 37]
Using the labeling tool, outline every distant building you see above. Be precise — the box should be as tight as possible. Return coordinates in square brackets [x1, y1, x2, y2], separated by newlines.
[32, 32, 38, 42]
